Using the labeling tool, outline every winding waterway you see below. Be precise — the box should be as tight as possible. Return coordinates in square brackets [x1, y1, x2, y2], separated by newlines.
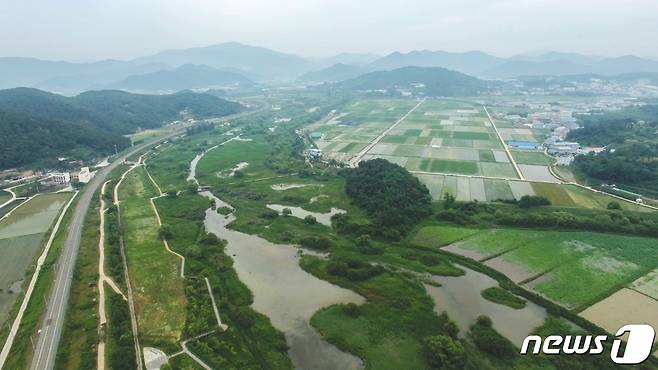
[190, 151, 364, 369]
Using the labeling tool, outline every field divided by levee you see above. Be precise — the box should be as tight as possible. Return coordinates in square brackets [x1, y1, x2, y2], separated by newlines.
[413, 225, 658, 310]
[0, 193, 72, 329]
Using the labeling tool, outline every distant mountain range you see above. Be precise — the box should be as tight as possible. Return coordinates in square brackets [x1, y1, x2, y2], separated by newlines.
[2, 42, 658, 92]
[300, 50, 658, 83]
[297, 63, 371, 83]
[109, 64, 253, 92]
[0, 87, 242, 169]
[338, 66, 491, 96]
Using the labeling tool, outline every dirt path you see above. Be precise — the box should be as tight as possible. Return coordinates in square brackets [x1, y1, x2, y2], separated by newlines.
[410, 170, 549, 183]
[0, 192, 78, 368]
[97, 180, 128, 370]
[114, 161, 144, 370]
[205, 278, 228, 331]
[0, 194, 37, 222]
[142, 162, 186, 278]
[0, 187, 16, 211]
[483, 105, 524, 180]
[349, 98, 426, 167]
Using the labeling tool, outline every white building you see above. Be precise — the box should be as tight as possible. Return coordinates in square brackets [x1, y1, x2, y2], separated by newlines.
[74, 167, 93, 184]
[51, 172, 70, 184]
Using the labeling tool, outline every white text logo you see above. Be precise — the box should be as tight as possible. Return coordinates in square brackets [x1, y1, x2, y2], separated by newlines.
[521, 324, 655, 364]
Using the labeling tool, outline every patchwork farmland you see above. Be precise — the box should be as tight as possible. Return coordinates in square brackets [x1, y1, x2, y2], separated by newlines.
[309, 98, 652, 212]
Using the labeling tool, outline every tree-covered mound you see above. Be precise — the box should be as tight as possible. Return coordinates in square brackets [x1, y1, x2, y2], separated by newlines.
[341, 158, 432, 237]
[568, 104, 658, 195]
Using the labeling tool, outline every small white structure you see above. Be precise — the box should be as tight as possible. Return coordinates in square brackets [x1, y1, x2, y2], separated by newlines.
[74, 167, 93, 184]
[304, 148, 322, 159]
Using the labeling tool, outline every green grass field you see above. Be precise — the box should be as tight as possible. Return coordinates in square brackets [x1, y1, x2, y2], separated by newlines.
[120, 166, 187, 346]
[511, 151, 555, 165]
[196, 136, 277, 184]
[0, 191, 10, 206]
[412, 225, 482, 248]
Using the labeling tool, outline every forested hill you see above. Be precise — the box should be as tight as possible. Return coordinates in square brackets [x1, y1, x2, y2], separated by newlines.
[0, 88, 243, 169]
[0, 110, 128, 169]
[569, 104, 658, 195]
[338, 66, 490, 96]
[0, 87, 243, 134]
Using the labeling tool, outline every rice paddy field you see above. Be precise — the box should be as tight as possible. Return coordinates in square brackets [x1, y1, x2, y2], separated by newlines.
[580, 269, 658, 347]
[414, 226, 658, 309]
[119, 166, 187, 346]
[309, 99, 418, 162]
[0, 192, 71, 327]
[358, 99, 524, 178]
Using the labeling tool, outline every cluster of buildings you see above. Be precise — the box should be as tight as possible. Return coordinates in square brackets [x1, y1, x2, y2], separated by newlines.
[505, 76, 658, 98]
[48, 166, 95, 185]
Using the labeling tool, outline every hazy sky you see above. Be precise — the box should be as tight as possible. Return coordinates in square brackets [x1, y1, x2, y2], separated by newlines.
[2, 0, 658, 61]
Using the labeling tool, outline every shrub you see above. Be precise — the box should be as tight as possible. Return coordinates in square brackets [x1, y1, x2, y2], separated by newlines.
[304, 215, 317, 225]
[342, 303, 361, 318]
[469, 315, 516, 359]
[423, 335, 466, 370]
[259, 209, 279, 219]
[518, 195, 551, 208]
[299, 235, 332, 250]
[607, 201, 622, 210]
[158, 224, 173, 239]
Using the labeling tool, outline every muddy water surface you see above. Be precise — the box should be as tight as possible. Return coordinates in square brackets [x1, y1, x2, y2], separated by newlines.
[425, 265, 547, 347]
[201, 191, 364, 369]
[266, 204, 345, 227]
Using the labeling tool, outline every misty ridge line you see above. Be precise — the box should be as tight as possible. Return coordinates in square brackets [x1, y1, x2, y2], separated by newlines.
[3, 41, 658, 95]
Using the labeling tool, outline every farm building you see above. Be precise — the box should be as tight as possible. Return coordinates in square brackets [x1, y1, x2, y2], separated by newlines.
[508, 141, 540, 150]
[547, 142, 580, 156]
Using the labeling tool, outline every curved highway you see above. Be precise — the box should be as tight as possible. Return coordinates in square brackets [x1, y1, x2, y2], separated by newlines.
[29, 104, 265, 370]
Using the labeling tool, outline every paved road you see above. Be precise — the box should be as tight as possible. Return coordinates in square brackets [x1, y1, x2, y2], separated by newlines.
[348, 98, 426, 167]
[483, 105, 525, 180]
[29, 134, 183, 370]
[29, 105, 264, 370]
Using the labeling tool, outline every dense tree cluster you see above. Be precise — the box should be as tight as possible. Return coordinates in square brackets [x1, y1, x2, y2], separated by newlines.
[341, 159, 432, 238]
[568, 104, 658, 194]
[423, 335, 466, 370]
[573, 144, 658, 193]
[468, 316, 516, 359]
[517, 195, 551, 208]
[0, 110, 129, 169]
[327, 257, 385, 281]
[299, 235, 332, 250]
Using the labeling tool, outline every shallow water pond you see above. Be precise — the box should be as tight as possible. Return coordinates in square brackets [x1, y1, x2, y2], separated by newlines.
[266, 204, 345, 226]
[425, 265, 546, 347]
